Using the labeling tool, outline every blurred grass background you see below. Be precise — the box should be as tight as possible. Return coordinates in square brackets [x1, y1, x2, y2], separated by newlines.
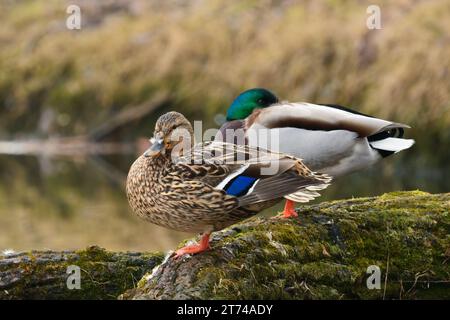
[1, 0, 449, 139]
[0, 0, 449, 251]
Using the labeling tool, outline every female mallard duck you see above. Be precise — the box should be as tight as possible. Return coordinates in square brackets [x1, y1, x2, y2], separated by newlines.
[126, 111, 331, 257]
[216, 88, 415, 217]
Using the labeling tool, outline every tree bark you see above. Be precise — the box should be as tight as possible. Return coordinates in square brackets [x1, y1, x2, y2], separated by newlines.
[0, 246, 163, 299]
[1, 191, 449, 300]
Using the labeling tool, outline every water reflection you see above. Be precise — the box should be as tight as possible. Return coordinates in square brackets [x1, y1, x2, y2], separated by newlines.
[0, 154, 190, 252]
[0, 144, 448, 252]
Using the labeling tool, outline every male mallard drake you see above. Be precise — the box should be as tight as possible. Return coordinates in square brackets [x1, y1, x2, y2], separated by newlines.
[126, 111, 331, 257]
[216, 88, 415, 217]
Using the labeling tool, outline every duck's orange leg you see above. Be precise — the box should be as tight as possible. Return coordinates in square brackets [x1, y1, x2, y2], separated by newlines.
[174, 232, 211, 258]
[278, 199, 298, 218]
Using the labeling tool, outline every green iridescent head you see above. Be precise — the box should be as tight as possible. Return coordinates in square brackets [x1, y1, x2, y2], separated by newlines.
[226, 88, 279, 121]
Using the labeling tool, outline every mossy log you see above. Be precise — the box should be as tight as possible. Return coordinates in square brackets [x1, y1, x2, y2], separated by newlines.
[122, 191, 450, 300]
[0, 246, 164, 299]
[1, 191, 449, 300]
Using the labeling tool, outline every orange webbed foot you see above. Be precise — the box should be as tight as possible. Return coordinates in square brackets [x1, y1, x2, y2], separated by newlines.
[279, 208, 298, 218]
[277, 199, 299, 219]
[174, 232, 211, 258]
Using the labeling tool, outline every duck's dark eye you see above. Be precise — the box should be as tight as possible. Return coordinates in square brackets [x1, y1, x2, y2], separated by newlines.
[257, 98, 264, 104]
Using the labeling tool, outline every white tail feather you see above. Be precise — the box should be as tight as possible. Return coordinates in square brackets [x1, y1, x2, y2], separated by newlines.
[369, 138, 415, 153]
[284, 183, 330, 202]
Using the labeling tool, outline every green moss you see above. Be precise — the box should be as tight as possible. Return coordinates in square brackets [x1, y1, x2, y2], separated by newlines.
[75, 245, 114, 261]
[378, 190, 431, 199]
[0, 246, 164, 300]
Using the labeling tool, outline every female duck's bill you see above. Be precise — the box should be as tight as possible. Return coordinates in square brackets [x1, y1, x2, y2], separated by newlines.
[144, 137, 164, 157]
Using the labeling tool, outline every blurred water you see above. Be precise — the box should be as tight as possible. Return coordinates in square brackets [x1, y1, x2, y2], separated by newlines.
[0, 144, 448, 253]
[0, 154, 190, 252]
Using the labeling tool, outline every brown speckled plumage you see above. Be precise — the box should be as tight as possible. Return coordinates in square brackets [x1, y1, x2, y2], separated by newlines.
[126, 112, 331, 235]
[127, 154, 242, 233]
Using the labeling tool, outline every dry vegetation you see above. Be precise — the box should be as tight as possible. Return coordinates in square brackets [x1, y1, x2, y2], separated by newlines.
[0, 0, 449, 142]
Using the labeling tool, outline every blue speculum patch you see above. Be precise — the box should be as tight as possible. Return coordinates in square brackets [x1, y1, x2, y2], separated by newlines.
[225, 175, 258, 196]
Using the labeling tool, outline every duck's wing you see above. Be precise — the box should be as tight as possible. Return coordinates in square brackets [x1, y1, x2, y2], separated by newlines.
[236, 167, 331, 207]
[246, 102, 410, 138]
[178, 141, 296, 167]
[246, 102, 414, 164]
[175, 141, 331, 206]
